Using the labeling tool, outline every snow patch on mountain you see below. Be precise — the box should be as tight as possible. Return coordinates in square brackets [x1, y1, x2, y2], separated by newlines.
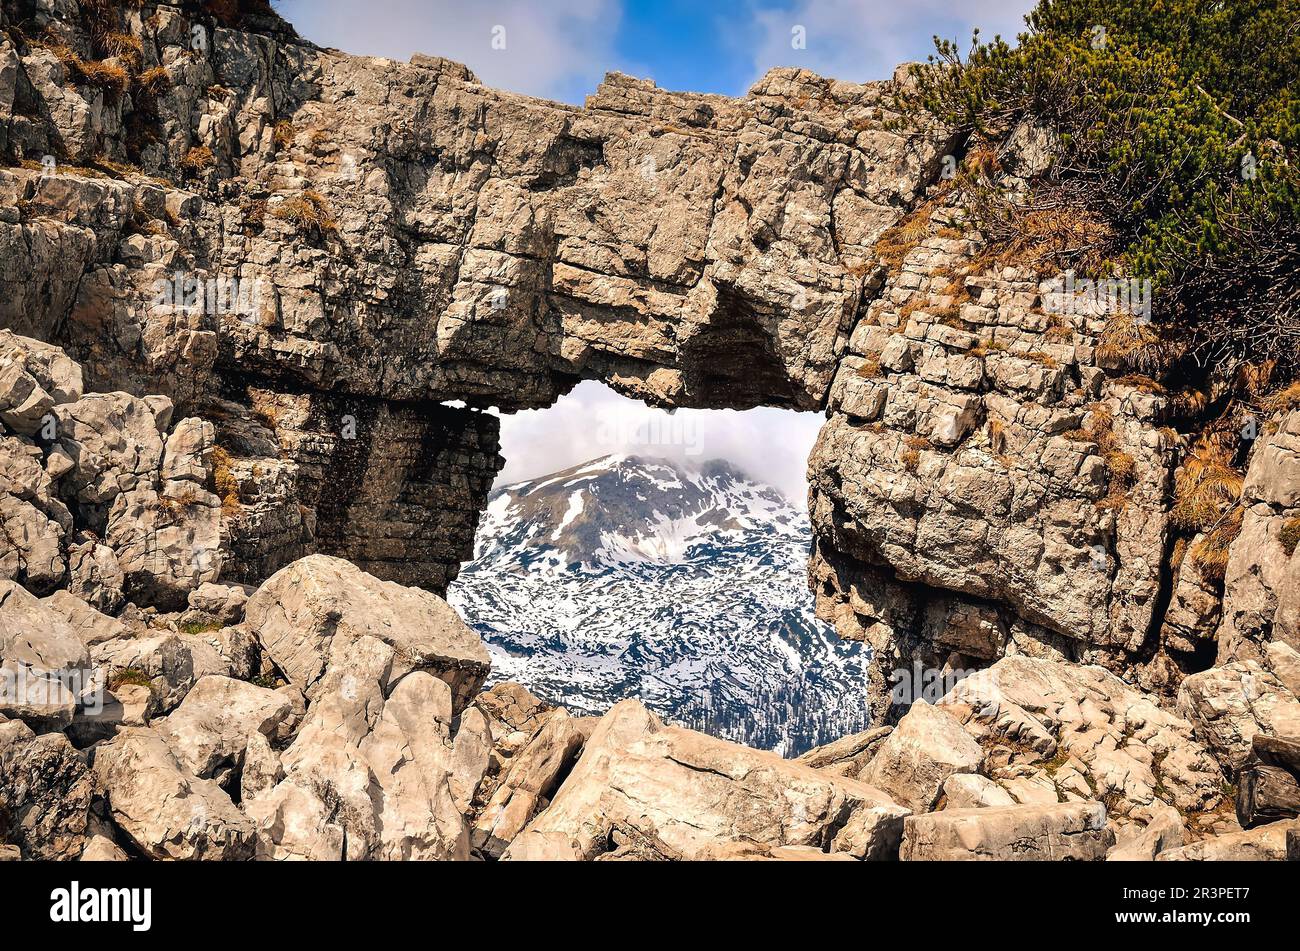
[447, 454, 871, 755]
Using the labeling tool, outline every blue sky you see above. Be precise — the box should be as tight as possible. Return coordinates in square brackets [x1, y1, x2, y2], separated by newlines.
[277, 0, 1036, 104]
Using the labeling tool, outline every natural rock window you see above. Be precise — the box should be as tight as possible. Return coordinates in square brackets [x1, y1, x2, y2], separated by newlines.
[448, 381, 870, 755]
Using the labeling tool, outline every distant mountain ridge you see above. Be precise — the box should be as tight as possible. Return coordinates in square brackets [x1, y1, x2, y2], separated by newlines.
[447, 454, 871, 755]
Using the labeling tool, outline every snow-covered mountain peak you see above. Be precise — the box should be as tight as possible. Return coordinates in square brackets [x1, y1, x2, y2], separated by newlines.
[479, 454, 804, 569]
[449, 455, 870, 755]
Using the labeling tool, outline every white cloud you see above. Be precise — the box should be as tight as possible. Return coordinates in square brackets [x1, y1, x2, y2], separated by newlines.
[277, 0, 621, 101]
[749, 0, 1035, 86]
[493, 381, 824, 507]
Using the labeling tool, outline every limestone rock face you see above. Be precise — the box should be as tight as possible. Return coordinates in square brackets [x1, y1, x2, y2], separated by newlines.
[93, 726, 256, 861]
[900, 802, 1112, 861]
[805, 177, 1183, 720]
[505, 700, 910, 861]
[1217, 412, 1300, 665]
[1, 0, 1298, 865]
[0, 333, 222, 609]
[0, 0, 949, 595]
[243, 554, 490, 709]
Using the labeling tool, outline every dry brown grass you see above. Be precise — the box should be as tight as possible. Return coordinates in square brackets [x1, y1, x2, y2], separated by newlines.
[856, 358, 882, 379]
[108, 667, 153, 691]
[901, 434, 931, 473]
[76, 57, 130, 94]
[964, 178, 1114, 276]
[270, 190, 338, 236]
[1021, 351, 1060, 369]
[874, 199, 938, 272]
[273, 119, 296, 151]
[1066, 405, 1137, 505]
[1096, 313, 1168, 373]
[1259, 381, 1300, 415]
[136, 66, 171, 99]
[1114, 373, 1166, 394]
[1190, 505, 1244, 582]
[969, 338, 1008, 358]
[988, 418, 1008, 455]
[1170, 535, 1190, 572]
[102, 31, 143, 62]
[181, 145, 215, 175]
[1280, 517, 1300, 558]
[1171, 436, 1244, 533]
[1171, 388, 1210, 419]
[158, 483, 203, 520]
[897, 297, 928, 323]
[930, 303, 966, 328]
[211, 446, 242, 517]
[1237, 360, 1278, 399]
[249, 392, 286, 434]
[93, 155, 140, 179]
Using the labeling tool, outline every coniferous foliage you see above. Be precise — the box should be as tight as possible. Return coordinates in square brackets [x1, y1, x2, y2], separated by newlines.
[899, 0, 1300, 384]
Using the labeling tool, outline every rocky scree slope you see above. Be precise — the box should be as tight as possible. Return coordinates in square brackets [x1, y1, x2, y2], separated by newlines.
[0, 0, 1299, 860]
[448, 454, 870, 755]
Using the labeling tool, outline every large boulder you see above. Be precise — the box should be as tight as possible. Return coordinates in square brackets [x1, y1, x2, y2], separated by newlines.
[505, 700, 909, 861]
[862, 700, 983, 813]
[153, 675, 299, 785]
[92, 726, 257, 861]
[41, 588, 125, 647]
[244, 555, 491, 710]
[797, 726, 893, 778]
[187, 582, 251, 624]
[1177, 661, 1300, 775]
[243, 634, 470, 861]
[472, 707, 591, 858]
[1106, 803, 1186, 861]
[448, 706, 493, 814]
[941, 773, 1017, 810]
[0, 580, 93, 728]
[93, 632, 200, 713]
[0, 716, 93, 859]
[0, 330, 81, 434]
[901, 802, 1112, 861]
[1235, 734, 1300, 828]
[1157, 819, 1300, 861]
